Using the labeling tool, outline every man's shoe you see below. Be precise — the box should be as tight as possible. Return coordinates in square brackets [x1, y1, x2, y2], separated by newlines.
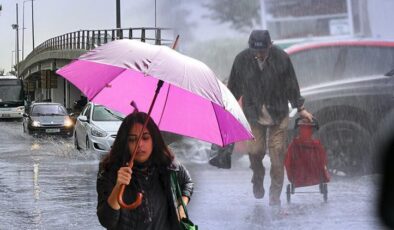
[252, 181, 265, 199]
[251, 171, 264, 199]
[209, 146, 232, 169]
[253, 183, 265, 199]
[209, 153, 231, 169]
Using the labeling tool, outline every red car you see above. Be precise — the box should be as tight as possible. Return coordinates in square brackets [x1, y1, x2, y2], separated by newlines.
[286, 39, 394, 176]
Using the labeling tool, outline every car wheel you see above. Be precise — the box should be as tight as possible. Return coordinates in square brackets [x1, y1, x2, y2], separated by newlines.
[373, 109, 394, 168]
[318, 120, 373, 176]
[286, 184, 291, 203]
[322, 183, 328, 202]
[74, 132, 81, 150]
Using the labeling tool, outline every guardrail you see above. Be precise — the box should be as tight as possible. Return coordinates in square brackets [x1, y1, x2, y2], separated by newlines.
[23, 27, 174, 63]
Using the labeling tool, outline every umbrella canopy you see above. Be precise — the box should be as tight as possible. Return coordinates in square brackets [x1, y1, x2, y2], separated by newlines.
[57, 39, 253, 146]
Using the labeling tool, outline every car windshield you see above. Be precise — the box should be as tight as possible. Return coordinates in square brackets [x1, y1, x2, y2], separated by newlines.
[31, 104, 68, 116]
[92, 106, 124, 121]
[290, 46, 394, 87]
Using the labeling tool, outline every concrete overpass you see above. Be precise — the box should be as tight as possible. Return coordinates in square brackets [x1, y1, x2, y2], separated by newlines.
[18, 27, 173, 110]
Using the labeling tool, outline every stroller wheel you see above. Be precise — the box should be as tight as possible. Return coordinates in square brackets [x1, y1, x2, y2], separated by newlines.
[286, 184, 291, 203]
[322, 183, 328, 202]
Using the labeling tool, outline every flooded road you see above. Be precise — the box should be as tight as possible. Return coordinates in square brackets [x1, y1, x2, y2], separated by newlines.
[0, 120, 101, 229]
[0, 120, 387, 229]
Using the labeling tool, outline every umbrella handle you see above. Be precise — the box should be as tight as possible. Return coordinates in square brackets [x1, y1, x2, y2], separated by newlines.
[117, 184, 143, 209]
[117, 80, 164, 209]
[117, 159, 143, 209]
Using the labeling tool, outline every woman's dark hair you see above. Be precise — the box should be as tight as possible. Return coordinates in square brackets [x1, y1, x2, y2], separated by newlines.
[101, 111, 174, 171]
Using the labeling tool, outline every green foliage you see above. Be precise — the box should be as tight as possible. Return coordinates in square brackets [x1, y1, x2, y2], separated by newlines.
[203, 0, 261, 32]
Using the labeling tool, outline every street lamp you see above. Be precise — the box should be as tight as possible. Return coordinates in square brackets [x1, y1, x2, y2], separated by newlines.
[11, 51, 15, 70]
[116, 0, 121, 38]
[12, 4, 19, 77]
[116, 0, 121, 29]
[31, 0, 35, 50]
[22, 1, 28, 59]
[12, 23, 19, 77]
[22, 0, 35, 58]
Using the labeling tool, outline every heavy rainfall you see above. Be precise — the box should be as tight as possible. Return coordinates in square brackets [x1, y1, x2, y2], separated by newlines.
[0, 0, 393, 229]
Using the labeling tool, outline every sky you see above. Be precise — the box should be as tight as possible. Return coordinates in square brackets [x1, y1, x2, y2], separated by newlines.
[0, 0, 242, 73]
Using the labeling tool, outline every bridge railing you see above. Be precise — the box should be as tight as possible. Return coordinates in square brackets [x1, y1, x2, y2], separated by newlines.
[23, 27, 174, 62]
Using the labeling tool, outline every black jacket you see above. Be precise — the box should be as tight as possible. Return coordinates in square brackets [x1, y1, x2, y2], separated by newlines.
[227, 46, 304, 124]
[97, 160, 193, 230]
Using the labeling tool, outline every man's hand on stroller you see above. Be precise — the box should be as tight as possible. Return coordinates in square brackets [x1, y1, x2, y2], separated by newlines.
[298, 108, 313, 122]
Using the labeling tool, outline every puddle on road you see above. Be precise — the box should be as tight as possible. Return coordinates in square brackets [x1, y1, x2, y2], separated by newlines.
[33, 162, 40, 200]
[26, 136, 103, 161]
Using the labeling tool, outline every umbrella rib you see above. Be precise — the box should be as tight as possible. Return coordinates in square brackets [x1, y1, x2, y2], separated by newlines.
[90, 68, 128, 101]
[211, 101, 225, 147]
[157, 82, 171, 127]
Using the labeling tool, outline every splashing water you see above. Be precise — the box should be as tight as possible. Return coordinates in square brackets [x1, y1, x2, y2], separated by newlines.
[169, 137, 212, 163]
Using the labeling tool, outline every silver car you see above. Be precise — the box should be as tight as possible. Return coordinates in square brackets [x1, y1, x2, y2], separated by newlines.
[74, 102, 124, 153]
[23, 102, 74, 137]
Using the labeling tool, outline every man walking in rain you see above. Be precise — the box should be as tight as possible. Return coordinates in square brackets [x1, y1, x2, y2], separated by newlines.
[227, 30, 313, 206]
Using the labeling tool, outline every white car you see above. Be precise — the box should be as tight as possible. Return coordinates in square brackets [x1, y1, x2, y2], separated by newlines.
[74, 102, 124, 153]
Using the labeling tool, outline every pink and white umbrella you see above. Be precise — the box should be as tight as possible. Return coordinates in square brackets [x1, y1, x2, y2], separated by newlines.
[57, 39, 253, 147]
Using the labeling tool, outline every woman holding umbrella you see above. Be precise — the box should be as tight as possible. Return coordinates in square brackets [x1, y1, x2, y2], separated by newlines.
[97, 111, 194, 229]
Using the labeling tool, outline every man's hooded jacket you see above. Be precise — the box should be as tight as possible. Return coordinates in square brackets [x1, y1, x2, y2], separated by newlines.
[227, 45, 304, 125]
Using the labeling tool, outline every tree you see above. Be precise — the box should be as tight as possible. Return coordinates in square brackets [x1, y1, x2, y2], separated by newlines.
[160, 0, 197, 43]
[203, 0, 261, 32]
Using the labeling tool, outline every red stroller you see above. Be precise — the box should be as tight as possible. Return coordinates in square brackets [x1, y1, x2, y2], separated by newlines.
[285, 118, 330, 203]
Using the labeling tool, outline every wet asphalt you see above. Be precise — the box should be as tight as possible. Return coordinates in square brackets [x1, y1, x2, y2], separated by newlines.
[0, 120, 386, 229]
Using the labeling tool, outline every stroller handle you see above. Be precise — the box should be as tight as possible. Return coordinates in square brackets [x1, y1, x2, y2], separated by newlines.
[294, 117, 319, 130]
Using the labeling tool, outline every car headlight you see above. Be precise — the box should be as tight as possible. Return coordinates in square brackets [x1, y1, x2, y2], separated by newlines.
[16, 106, 25, 112]
[91, 126, 107, 137]
[32, 120, 41, 127]
[64, 117, 74, 127]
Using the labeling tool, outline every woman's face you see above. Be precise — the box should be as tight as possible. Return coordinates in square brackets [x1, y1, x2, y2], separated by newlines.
[128, 123, 153, 164]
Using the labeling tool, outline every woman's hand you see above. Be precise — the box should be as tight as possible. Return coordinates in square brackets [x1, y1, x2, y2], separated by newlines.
[177, 196, 189, 220]
[107, 167, 132, 210]
[116, 167, 132, 186]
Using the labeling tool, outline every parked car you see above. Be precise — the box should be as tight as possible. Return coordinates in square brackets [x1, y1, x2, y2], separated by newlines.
[286, 39, 394, 176]
[74, 102, 124, 153]
[22, 102, 74, 137]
